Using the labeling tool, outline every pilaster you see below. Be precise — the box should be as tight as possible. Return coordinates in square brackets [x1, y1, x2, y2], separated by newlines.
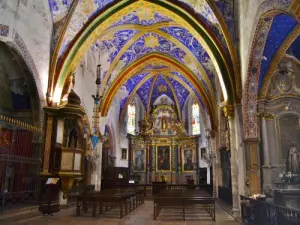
[223, 104, 244, 218]
[244, 138, 261, 195]
[210, 130, 218, 198]
[42, 115, 53, 174]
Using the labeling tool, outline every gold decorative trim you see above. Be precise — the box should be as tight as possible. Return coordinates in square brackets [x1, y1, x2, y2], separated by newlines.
[0, 114, 41, 133]
[260, 25, 300, 98]
[257, 112, 275, 120]
[156, 145, 172, 172]
[290, 0, 300, 21]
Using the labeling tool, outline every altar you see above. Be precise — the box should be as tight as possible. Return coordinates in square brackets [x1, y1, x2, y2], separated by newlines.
[128, 102, 198, 184]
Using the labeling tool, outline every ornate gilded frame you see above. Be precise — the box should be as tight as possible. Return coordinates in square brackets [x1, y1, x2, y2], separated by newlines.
[133, 149, 146, 172]
[156, 144, 172, 172]
[181, 147, 196, 173]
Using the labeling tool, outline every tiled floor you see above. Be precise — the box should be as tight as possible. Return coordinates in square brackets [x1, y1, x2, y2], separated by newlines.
[15, 201, 240, 225]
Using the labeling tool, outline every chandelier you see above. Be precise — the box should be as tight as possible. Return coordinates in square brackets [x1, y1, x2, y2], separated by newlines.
[90, 53, 106, 150]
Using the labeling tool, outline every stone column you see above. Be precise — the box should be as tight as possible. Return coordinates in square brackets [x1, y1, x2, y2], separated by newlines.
[223, 105, 240, 218]
[260, 113, 274, 193]
[91, 141, 103, 191]
[211, 131, 218, 198]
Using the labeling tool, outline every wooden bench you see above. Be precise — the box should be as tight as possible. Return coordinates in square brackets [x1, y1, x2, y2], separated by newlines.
[153, 190, 215, 221]
[76, 188, 143, 218]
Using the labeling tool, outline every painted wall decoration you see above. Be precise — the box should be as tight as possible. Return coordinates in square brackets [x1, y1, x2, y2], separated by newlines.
[134, 149, 145, 172]
[157, 146, 171, 171]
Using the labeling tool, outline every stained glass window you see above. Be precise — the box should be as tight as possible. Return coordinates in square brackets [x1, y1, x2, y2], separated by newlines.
[192, 101, 200, 135]
[127, 103, 136, 135]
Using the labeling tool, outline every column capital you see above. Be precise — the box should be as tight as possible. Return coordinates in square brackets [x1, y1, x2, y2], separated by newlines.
[244, 138, 260, 143]
[223, 104, 234, 119]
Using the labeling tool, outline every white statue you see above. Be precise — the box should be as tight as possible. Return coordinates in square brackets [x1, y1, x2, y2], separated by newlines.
[288, 142, 300, 174]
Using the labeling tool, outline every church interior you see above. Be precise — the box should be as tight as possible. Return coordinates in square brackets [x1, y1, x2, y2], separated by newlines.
[1, 0, 300, 224]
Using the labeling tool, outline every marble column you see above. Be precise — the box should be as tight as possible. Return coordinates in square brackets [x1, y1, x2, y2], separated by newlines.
[223, 105, 240, 218]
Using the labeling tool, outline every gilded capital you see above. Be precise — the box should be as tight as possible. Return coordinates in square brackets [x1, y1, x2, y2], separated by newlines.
[257, 112, 275, 120]
[223, 105, 234, 119]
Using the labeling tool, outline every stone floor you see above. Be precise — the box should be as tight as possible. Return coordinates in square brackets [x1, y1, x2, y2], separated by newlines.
[12, 201, 240, 225]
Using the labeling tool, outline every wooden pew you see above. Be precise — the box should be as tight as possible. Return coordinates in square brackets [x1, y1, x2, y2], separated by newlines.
[153, 190, 215, 221]
[76, 188, 143, 218]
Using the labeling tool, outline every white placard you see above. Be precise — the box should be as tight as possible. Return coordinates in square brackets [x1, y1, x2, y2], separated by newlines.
[56, 119, 64, 144]
[74, 153, 81, 171]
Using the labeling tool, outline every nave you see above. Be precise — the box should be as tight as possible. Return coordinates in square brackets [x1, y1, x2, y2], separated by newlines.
[12, 201, 238, 225]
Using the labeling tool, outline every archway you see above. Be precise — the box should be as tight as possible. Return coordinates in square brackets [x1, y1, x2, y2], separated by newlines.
[0, 41, 43, 208]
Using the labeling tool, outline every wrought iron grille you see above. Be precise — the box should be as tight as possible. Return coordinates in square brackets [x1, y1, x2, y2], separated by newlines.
[240, 195, 300, 225]
[0, 114, 43, 213]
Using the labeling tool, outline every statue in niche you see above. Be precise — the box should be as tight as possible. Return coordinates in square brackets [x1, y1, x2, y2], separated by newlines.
[287, 142, 300, 174]
[161, 116, 167, 130]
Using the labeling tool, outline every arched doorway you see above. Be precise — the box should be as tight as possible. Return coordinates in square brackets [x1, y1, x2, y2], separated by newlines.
[0, 41, 43, 211]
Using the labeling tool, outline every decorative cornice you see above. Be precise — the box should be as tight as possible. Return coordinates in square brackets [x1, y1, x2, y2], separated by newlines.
[257, 112, 275, 120]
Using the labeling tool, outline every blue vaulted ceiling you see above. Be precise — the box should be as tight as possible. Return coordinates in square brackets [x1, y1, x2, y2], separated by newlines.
[48, 0, 237, 121]
[136, 78, 154, 108]
[150, 75, 175, 107]
[258, 13, 297, 91]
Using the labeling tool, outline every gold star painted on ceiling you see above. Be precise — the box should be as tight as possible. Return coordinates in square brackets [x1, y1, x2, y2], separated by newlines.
[145, 35, 159, 48]
[136, 8, 155, 21]
[184, 55, 192, 64]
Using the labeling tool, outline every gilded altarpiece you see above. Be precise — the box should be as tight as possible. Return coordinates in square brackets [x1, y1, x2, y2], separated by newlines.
[129, 104, 197, 184]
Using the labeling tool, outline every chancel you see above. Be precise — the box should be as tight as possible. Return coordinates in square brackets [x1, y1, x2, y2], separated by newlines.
[1, 1, 300, 225]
